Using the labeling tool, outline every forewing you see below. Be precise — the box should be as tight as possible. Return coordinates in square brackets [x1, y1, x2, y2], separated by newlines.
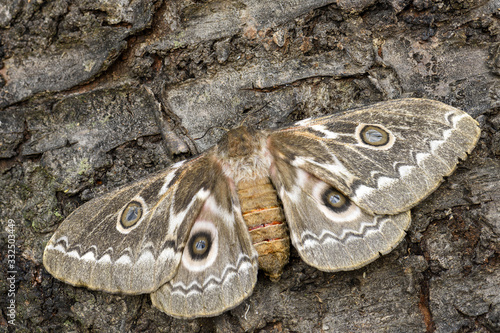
[43, 154, 219, 294]
[268, 98, 480, 215]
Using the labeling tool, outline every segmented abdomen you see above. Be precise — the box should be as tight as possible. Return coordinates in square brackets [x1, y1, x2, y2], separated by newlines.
[237, 177, 290, 281]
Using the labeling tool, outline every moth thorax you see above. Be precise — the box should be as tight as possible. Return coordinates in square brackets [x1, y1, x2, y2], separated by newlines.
[236, 177, 289, 281]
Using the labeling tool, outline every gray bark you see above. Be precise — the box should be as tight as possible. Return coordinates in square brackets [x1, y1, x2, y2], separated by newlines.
[0, 0, 499, 332]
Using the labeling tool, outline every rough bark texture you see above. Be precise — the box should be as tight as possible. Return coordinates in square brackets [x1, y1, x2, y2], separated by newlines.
[0, 0, 499, 332]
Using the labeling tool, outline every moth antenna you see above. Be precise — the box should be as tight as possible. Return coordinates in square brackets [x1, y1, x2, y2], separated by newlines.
[194, 126, 228, 140]
[180, 130, 200, 155]
[195, 102, 271, 140]
[145, 86, 200, 156]
[238, 101, 271, 127]
[254, 114, 270, 127]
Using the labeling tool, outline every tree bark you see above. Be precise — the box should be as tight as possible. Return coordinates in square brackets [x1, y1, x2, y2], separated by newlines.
[0, 0, 499, 332]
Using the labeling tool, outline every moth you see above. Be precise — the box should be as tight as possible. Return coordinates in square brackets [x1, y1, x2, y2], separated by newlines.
[43, 98, 480, 318]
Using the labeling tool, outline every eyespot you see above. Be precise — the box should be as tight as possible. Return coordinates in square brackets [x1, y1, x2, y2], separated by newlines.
[188, 231, 212, 260]
[182, 221, 219, 271]
[120, 201, 143, 228]
[193, 236, 208, 254]
[360, 125, 389, 146]
[322, 188, 350, 212]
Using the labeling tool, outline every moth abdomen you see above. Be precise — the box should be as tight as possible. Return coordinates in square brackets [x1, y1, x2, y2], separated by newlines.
[237, 177, 290, 281]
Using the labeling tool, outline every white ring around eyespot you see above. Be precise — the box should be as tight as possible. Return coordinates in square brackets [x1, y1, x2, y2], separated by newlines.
[181, 220, 219, 272]
[311, 179, 362, 222]
[116, 196, 148, 234]
[355, 123, 395, 150]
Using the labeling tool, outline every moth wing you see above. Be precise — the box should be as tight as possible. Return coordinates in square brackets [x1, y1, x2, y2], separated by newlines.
[150, 189, 259, 318]
[44, 154, 218, 294]
[268, 157, 410, 271]
[268, 98, 480, 215]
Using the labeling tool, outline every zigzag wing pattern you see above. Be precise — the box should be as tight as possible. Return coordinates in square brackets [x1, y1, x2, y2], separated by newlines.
[151, 190, 258, 318]
[268, 160, 410, 271]
[43, 154, 218, 294]
[268, 98, 480, 215]
[43, 98, 480, 318]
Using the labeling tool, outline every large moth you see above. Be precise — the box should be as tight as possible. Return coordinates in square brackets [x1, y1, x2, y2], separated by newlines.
[43, 98, 480, 318]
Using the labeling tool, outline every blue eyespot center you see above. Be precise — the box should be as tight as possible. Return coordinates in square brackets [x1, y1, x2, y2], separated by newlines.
[329, 193, 341, 205]
[195, 239, 206, 251]
[360, 125, 389, 146]
[189, 231, 212, 260]
[365, 129, 383, 143]
[120, 201, 143, 228]
[126, 207, 140, 221]
[322, 188, 349, 212]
